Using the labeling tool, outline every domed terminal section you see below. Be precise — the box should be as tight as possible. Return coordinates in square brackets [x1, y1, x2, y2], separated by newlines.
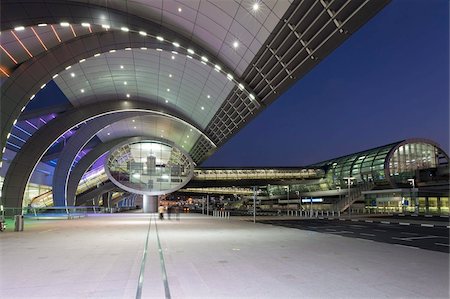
[106, 140, 194, 196]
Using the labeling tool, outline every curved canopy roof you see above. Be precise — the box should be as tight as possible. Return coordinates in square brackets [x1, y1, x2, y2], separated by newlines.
[0, 0, 392, 209]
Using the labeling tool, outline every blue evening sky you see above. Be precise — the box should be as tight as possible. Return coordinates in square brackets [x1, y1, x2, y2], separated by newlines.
[202, 0, 449, 167]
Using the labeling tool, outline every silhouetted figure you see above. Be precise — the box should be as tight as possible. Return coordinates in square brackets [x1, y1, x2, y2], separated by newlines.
[158, 205, 165, 220]
[167, 206, 172, 220]
[174, 206, 180, 221]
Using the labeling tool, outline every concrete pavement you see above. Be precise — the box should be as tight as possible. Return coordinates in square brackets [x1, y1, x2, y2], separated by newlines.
[1, 213, 449, 298]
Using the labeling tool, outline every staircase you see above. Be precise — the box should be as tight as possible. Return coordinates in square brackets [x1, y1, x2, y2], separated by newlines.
[336, 181, 374, 212]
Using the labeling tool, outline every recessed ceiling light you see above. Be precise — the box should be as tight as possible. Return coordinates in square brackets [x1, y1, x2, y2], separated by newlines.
[238, 83, 244, 90]
[172, 42, 180, 48]
[186, 55, 193, 59]
[126, 94, 130, 98]
[101, 24, 110, 29]
[132, 119, 135, 122]
[178, 7, 182, 12]
[120, 65, 124, 69]
[107, 132, 110, 135]
[252, 3, 260, 11]
[14, 26, 25, 31]
[134, 126, 137, 129]
[201, 56, 208, 62]
[40, 84, 46, 89]
[38, 23, 48, 27]
[249, 94, 255, 100]
[139, 31, 147, 36]
[109, 49, 116, 53]
[214, 65, 221, 71]
[52, 74, 59, 79]
[60, 22, 70, 27]
[121, 27, 129, 32]
[65, 66, 71, 70]
[187, 135, 189, 138]
[81, 23, 90, 27]
[171, 55, 175, 60]
[187, 49, 195, 54]
[125, 47, 132, 51]
[30, 94, 35, 100]
[165, 100, 168, 103]
[167, 88, 170, 92]
[172, 51, 178, 55]
[156, 48, 163, 51]
[169, 74, 172, 78]
[124, 81, 127, 85]
[141, 47, 147, 50]
[94, 53, 100, 57]
[227, 74, 233, 81]
[233, 41, 239, 48]
[207, 95, 210, 99]
[70, 73, 75, 77]
[79, 59, 86, 63]
[156, 36, 164, 41]
[81, 89, 85, 93]
[201, 106, 204, 110]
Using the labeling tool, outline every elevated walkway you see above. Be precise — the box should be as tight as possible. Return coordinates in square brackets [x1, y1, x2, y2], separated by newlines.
[0, 214, 448, 298]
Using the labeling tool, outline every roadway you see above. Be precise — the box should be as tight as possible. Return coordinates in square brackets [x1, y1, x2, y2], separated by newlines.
[258, 218, 450, 253]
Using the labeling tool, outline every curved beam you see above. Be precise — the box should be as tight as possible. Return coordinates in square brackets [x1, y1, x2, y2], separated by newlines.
[52, 112, 144, 206]
[1, 100, 210, 210]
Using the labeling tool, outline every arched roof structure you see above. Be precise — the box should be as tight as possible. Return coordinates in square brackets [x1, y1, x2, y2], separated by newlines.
[0, 0, 391, 209]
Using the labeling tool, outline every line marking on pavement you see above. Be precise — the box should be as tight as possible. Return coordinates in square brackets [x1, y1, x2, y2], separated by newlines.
[421, 224, 434, 227]
[394, 244, 419, 250]
[381, 221, 390, 224]
[360, 233, 375, 237]
[374, 229, 386, 232]
[401, 232, 418, 235]
[392, 235, 444, 241]
[365, 220, 373, 223]
[38, 229, 57, 233]
[399, 222, 410, 226]
[435, 243, 450, 247]
[356, 238, 374, 242]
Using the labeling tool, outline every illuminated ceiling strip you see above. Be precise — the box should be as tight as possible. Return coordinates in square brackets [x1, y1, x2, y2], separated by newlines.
[25, 120, 39, 130]
[31, 27, 48, 51]
[69, 25, 77, 37]
[13, 125, 32, 137]
[10, 134, 26, 143]
[0, 67, 10, 77]
[6, 141, 21, 150]
[10, 30, 33, 58]
[50, 25, 62, 42]
[0, 44, 18, 64]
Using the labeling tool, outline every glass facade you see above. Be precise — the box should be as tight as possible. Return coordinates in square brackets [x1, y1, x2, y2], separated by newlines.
[388, 142, 438, 183]
[106, 140, 194, 195]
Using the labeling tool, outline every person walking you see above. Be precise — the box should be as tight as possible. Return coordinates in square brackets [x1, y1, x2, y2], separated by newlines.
[167, 205, 172, 220]
[158, 205, 165, 220]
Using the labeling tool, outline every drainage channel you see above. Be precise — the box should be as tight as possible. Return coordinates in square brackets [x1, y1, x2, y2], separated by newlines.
[136, 215, 171, 299]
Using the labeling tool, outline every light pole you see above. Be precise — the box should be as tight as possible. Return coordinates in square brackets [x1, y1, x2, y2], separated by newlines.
[343, 177, 355, 217]
[295, 191, 301, 213]
[253, 186, 257, 223]
[286, 185, 289, 215]
[336, 186, 341, 212]
[407, 178, 417, 214]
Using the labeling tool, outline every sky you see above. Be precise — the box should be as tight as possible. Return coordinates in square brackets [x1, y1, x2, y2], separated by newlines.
[202, 0, 449, 167]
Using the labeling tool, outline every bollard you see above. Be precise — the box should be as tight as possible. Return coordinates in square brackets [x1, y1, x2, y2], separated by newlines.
[326, 211, 329, 217]
[321, 211, 324, 216]
[338, 211, 341, 217]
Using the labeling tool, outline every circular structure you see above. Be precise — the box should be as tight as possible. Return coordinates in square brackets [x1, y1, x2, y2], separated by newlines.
[105, 139, 194, 195]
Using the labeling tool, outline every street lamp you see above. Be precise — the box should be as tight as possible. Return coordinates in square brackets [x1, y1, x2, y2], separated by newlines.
[343, 177, 355, 217]
[336, 186, 341, 212]
[407, 178, 417, 214]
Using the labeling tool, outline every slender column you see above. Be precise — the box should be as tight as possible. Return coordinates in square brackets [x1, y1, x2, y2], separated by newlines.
[143, 195, 158, 213]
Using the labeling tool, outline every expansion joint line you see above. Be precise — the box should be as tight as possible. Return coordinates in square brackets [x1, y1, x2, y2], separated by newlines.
[136, 214, 152, 299]
[154, 217, 171, 299]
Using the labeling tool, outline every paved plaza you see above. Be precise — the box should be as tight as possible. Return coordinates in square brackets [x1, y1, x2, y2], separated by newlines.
[1, 213, 449, 298]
